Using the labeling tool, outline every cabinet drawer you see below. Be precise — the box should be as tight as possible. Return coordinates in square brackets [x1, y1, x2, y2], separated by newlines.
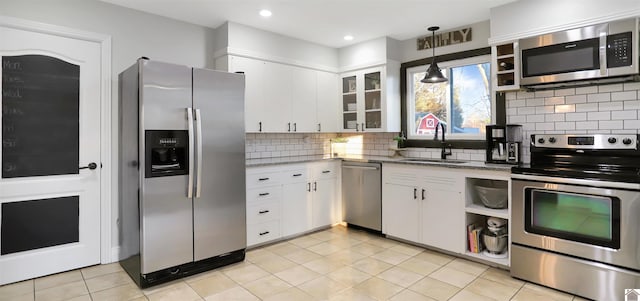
[247, 171, 281, 188]
[313, 162, 339, 180]
[247, 220, 280, 246]
[247, 201, 280, 224]
[247, 186, 281, 205]
[282, 168, 308, 183]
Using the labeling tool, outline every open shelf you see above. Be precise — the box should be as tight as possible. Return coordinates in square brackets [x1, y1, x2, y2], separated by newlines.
[465, 203, 509, 219]
[465, 251, 509, 266]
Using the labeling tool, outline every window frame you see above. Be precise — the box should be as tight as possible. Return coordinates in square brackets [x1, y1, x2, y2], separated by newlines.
[400, 47, 503, 149]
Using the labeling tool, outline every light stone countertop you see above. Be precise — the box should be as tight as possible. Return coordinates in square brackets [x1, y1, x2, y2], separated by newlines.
[246, 154, 514, 171]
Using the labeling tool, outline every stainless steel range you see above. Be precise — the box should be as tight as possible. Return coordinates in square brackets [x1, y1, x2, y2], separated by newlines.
[511, 134, 640, 300]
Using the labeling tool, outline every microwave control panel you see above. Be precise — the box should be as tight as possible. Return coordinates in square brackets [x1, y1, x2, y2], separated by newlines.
[607, 31, 632, 68]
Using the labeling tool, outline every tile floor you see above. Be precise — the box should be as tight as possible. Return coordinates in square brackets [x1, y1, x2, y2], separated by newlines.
[0, 225, 587, 301]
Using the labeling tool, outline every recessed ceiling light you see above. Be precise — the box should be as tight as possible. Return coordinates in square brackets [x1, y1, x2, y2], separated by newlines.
[259, 9, 272, 17]
[344, 35, 354, 41]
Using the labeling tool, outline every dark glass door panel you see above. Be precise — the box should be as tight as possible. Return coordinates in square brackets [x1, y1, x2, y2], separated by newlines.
[524, 188, 620, 249]
[1, 196, 80, 255]
[2, 55, 80, 178]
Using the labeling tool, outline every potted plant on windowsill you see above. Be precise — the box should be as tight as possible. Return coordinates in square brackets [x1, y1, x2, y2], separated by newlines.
[391, 135, 406, 149]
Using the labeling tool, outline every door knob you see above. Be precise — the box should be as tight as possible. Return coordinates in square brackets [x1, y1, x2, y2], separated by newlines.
[79, 162, 98, 170]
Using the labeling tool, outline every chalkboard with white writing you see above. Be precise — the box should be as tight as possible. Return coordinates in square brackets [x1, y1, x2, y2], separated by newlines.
[2, 55, 80, 178]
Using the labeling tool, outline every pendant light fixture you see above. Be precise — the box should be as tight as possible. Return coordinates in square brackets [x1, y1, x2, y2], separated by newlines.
[421, 26, 448, 83]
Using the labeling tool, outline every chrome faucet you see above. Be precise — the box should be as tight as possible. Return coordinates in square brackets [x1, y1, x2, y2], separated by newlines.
[434, 121, 452, 159]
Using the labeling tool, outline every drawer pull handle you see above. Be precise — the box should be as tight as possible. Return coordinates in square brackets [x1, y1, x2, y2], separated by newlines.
[258, 177, 270, 181]
[422, 188, 426, 200]
[259, 210, 270, 214]
[259, 192, 270, 196]
[322, 170, 331, 173]
[259, 231, 270, 236]
[293, 173, 302, 177]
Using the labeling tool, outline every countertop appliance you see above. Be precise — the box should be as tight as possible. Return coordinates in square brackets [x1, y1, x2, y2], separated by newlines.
[511, 134, 640, 301]
[519, 18, 638, 87]
[118, 58, 246, 288]
[485, 124, 522, 164]
[342, 161, 382, 231]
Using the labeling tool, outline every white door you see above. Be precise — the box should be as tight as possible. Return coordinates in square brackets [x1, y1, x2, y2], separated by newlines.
[0, 25, 101, 285]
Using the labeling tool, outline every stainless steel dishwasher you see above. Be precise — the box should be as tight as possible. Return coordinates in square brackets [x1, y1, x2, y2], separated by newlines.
[341, 161, 382, 231]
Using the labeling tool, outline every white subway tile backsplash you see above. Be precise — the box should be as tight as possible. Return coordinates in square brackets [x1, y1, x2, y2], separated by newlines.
[565, 95, 587, 104]
[509, 99, 526, 108]
[598, 84, 623, 93]
[527, 114, 545, 122]
[555, 122, 575, 130]
[554, 104, 575, 113]
[624, 100, 640, 110]
[566, 112, 587, 122]
[575, 103, 599, 112]
[544, 97, 565, 105]
[576, 86, 598, 94]
[612, 110, 637, 120]
[554, 88, 576, 96]
[536, 106, 554, 114]
[575, 121, 599, 130]
[516, 91, 534, 99]
[506, 92, 517, 100]
[508, 115, 526, 123]
[536, 123, 555, 130]
[611, 91, 637, 101]
[624, 82, 640, 91]
[624, 120, 640, 129]
[545, 114, 565, 122]
[518, 107, 536, 115]
[526, 98, 544, 106]
[534, 90, 555, 98]
[587, 111, 610, 121]
[598, 101, 624, 111]
[587, 93, 611, 103]
[598, 120, 623, 130]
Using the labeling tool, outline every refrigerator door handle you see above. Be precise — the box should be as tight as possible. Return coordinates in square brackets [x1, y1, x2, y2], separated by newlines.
[187, 108, 195, 198]
[195, 108, 203, 198]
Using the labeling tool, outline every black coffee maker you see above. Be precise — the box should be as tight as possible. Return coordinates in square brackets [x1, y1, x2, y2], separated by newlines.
[485, 124, 522, 164]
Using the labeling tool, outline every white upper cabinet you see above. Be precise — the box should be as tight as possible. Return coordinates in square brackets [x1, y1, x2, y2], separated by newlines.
[491, 42, 520, 92]
[224, 55, 339, 133]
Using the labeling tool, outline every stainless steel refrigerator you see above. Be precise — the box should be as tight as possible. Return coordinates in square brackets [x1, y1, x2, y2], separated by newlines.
[118, 58, 246, 288]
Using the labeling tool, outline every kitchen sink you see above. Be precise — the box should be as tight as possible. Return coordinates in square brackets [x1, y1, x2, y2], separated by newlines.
[400, 158, 468, 164]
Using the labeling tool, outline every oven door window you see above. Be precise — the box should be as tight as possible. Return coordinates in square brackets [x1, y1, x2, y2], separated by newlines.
[525, 189, 620, 249]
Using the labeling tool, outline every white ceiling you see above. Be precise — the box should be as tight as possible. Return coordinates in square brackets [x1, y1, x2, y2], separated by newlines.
[100, 0, 517, 48]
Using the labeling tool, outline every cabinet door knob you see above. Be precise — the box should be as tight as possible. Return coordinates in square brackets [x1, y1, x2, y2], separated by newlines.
[288, 122, 291, 132]
[361, 123, 365, 132]
[293, 123, 297, 132]
[413, 188, 417, 199]
[422, 188, 426, 200]
[318, 123, 321, 132]
[259, 121, 262, 132]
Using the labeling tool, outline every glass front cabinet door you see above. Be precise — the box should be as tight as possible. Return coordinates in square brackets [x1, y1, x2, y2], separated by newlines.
[340, 67, 389, 132]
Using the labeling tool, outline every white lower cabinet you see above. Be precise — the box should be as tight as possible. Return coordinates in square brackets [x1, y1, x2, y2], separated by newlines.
[246, 161, 340, 247]
[382, 163, 464, 254]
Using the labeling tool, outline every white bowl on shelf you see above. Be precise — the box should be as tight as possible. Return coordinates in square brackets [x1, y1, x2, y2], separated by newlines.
[475, 185, 508, 209]
[346, 103, 357, 111]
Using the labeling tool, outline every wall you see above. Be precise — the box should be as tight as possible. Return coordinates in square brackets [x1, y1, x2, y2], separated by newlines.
[506, 82, 640, 163]
[489, 0, 640, 43]
[0, 0, 218, 259]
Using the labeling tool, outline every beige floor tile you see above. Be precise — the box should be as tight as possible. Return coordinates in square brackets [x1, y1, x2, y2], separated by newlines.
[35, 270, 84, 291]
[146, 282, 201, 301]
[327, 237, 362, 249]
[350, 242, 386, 256]
[370, 249, 412, 265]
[274, 265, 321, 286]
[326, 266, 372, 287]
[466, 277, 519, 301]
[445, 258, 489, 276]
[141, 279, 186, 296]
[308, 230, 340, 242]
[187, 272, 236, 298]
[366, 237, 400, 249]
[325, 249, 367, 265]
[130, 297, 149, 301]
[298, 276, 349, 300]
[183, 269, 221, 284]
[377, 266, 424, 288]
[327, 288, 377, 301]
[245, 249, 281, 265]
[65, 295, 92, 301]
[244, 247, 275, 262]
[282, 248, 322, 264]
[353, 277, 404, 300]
[204, 286, 259, 301]
[0, 293, 33, 301]
[35, 280, 88, 301]
[242, 275, 292, 299]
[262, 287, 315, 301]
[288, 235, 324, 248]
[351, 257, 393, 276]
[412, 249, 454, 266]
[81, 263, 124, 280]
[302, 257, 348, 275]
[307, 241, 343, 256]
[397, 257, 441, 276]
[252, 254, 298, 273]
[511, 283, 574, 301]
[222, 263, 270, 284]
[572, 296, 591, 301]
[388, 243, 425, 256]
[0, 279, 33, 301]
[480, 268, 525, 289]
[449, 289, 495, 301]
[90, 283, 144, 301]
[389, 289, 437, 301]
[428, 266, 477, 288]
[85, 271, 133, 293]
[409, 277, 460, 301]
[265, 242, 302, 256]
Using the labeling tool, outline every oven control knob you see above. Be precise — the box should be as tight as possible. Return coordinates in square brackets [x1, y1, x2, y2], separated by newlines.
[623, 138, 633, 145]
[537, 138, 545, 144]
[548, 137, 556, 143]
[608, 137, 617, 144]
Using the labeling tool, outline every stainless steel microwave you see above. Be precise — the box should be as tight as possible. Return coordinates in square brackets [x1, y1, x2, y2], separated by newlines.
[519, 18, 638, 86]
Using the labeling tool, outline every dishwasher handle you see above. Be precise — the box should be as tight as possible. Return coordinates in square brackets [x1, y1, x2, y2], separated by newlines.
[342, 164, 380, 170]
